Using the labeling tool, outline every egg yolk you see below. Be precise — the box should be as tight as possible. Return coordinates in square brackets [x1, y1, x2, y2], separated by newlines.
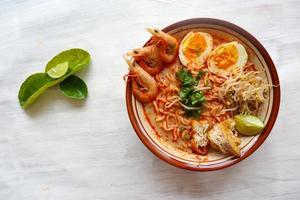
[213, 45, 238, 69]
[183, 33, 207, 60]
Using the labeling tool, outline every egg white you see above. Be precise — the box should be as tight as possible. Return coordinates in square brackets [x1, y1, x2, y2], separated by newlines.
[179, 32, 213, 67]
[207, 41, 248, 76]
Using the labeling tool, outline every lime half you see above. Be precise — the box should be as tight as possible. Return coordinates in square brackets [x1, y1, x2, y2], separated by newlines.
[47, 61, 69, 79]
[234, 115, 265, 136]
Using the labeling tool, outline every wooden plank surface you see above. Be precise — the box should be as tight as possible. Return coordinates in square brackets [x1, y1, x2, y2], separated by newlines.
[0, 0, 299, 199]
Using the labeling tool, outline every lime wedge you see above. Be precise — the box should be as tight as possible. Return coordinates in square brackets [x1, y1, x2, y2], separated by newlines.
[47, 61, 69, 79]
[234, 115, 265, 136]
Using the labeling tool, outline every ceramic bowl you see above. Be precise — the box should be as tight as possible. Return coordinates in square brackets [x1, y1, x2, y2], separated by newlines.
[126, 18, 280, 171]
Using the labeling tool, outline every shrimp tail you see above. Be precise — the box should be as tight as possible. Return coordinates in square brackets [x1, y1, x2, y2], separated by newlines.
[123, 56, 159, 103]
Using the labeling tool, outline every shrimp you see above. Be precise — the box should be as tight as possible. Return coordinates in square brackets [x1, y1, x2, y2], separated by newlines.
[124, 57, 159, 103]
[127, 45, 163, 75]
[146, 28, 179, 63]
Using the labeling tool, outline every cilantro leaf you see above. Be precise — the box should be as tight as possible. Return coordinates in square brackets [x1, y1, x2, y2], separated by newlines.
[196, 71, 205, 81]
[190, 91, 205, 106]
[179, 87, 193, 100]
[176, 69, 196, 86]
[176, 68, 206, 119]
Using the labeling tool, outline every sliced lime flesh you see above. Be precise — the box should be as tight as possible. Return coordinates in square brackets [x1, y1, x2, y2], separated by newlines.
[47, 61, 69, 79]
[234, 115, 265, 136]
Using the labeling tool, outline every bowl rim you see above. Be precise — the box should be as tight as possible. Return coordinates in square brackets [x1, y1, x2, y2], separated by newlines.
[125, 18, 280, 171]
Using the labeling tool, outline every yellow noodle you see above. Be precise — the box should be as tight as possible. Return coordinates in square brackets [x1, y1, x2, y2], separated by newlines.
[155, 115, 165, 122]
[151, 63, 240, 142]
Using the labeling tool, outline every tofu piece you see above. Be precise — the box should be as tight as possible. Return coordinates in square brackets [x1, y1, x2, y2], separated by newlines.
[208, 118, 241, 157]
[191, 120, 209, 147]
[191, 120, 209, 155]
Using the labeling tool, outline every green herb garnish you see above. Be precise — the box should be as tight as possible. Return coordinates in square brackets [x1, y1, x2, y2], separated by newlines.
[196, 71, 205, 81]
[176, 69, 197, 87]
[190, 91, 205, 106]
[176, 68, 205, 118]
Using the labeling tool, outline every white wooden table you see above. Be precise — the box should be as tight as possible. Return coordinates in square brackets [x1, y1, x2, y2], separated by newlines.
[0, 0, 299, 199]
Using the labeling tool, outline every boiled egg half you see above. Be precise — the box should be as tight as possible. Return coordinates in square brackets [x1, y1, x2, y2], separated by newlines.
[179, 32, 213, 67]
[207, 41, 248, 75]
